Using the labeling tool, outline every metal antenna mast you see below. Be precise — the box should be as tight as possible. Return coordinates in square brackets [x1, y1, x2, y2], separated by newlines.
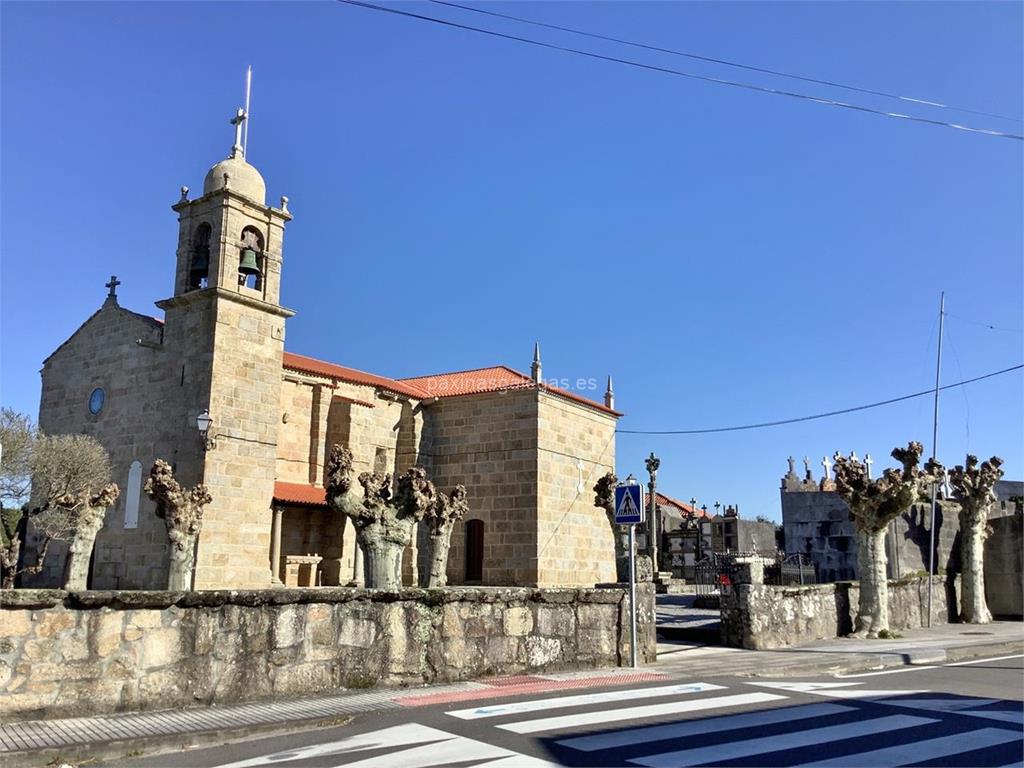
[243, 65, 252, 155]
[926, 291, 945, 627]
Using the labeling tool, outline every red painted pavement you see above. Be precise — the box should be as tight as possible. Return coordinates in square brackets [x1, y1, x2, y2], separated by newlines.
[395, 671, 667, 707]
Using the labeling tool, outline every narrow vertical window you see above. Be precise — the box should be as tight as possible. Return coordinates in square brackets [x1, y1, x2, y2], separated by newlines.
[465, 519, 484, 583]
[124, 460, 142, 529]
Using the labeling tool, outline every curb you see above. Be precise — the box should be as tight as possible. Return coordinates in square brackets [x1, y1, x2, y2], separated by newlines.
[2, 713, 356, 768]
[6, 640, 1022, 767]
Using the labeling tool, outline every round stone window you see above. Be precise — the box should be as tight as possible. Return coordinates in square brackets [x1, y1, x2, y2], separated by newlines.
[88, 387, 106, 415]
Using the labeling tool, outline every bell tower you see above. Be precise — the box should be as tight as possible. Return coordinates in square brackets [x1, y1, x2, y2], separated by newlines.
[157, 86, 295, 589]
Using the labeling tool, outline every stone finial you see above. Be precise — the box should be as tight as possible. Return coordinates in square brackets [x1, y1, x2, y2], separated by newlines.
[821, 455, 833, 481]
[531, 342, 542, 384]
[280, 195, 289, 213]
[645, 452, 660, 478]
[604, 375, 614, 410]
[179, 186, 189, 202]
[865, 453, 874, 479]
[787, 456, 796, 476]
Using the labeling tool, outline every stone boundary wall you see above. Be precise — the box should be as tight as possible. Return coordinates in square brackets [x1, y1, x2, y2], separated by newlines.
[0, 585, 656, 721]
[721, 567, 958, 649]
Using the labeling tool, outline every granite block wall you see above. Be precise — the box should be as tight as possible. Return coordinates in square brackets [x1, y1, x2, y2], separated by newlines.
[0, 584, 655, 721]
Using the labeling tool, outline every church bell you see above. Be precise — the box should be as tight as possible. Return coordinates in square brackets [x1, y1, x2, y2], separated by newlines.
[238, 247, 261, 277]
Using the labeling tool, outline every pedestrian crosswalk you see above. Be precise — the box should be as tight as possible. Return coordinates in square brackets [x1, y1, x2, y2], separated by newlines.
[212, 678, 1024, 767]
[445, 678, 1023, 768]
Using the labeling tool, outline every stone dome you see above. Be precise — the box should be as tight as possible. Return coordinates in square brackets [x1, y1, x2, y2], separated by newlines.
[203, 154, 266, 204]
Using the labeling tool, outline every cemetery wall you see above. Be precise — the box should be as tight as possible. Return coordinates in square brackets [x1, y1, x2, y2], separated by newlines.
[721, 570, 959, 650]
[985, 512, 1023, 618]
[0, 584, 656, 721]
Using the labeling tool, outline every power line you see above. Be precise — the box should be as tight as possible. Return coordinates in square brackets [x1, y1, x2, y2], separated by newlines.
[430, 0, 1022, 125]
[616, 363, 1023, 435]
[946, 312, 1024, 334]
[337, 0, 1023, 142]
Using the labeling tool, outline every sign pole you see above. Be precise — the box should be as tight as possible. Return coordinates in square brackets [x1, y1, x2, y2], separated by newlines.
[628, 522, 637, 669]
[615, 476, 644, 669]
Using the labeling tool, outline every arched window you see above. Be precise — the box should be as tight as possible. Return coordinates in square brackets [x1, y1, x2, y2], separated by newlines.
[465, 519, 484, 583]
[238, 226, 264, 290]
[189, 223, 211, 290]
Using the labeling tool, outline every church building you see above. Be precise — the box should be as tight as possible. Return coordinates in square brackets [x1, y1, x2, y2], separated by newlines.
[29, 107, 621, 591]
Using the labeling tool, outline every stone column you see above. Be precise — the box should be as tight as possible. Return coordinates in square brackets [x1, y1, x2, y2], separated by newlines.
[270, 506, 284, 585]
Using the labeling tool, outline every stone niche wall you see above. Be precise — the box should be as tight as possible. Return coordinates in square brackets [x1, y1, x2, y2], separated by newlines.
[721, 567, 959, 650]
[0, 584, 656, 721]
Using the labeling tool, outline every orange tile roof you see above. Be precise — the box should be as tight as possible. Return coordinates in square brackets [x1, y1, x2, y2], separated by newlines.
[401, 365, 622, 416]
[282, 353, 620, 417]
[400, 365, 533, 397]
[656, 492, 707, 518]
[282, 351, 427, 399]
[273, 481, 327, 507]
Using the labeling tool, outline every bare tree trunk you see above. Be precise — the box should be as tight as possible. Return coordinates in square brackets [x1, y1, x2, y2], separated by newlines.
[63, 506, 105, 591]
[427, 530, 452, 588]
[1, 535, 20, 589]
[959, 514, 991, 623]
[167, 535, 197, 590]
[359, 525, 405, 590]
[854, 528, 890, 637]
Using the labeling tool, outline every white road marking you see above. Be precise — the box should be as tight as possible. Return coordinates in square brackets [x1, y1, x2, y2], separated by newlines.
[499, 692, 785, 735]
[747, 681, 862, 693]
[629, 714, 936, 767]
[795, 727, 1024, 767]
[210, 723, 559, 768]
[874, 697, 1000, 713]
[836, 666, 938, 678]
[958, 709, 1024, 725]
[750, 682, 927, 699]
[557, 703, 854, 752]
[945, 653, 1024, 667]
[446, 682, 725, 720]
[210, 723, 449, 768]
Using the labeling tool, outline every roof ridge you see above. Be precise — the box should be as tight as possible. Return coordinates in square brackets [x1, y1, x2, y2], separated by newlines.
[399, 364, 529, 381]
[283, 350, 428, 398]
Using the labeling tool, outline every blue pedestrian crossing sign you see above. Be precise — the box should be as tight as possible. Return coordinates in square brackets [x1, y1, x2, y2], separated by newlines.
[614, 484, 645, 525]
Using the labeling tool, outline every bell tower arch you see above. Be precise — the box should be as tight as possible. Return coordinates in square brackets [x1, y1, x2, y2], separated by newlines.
[157, 96, 295, 589]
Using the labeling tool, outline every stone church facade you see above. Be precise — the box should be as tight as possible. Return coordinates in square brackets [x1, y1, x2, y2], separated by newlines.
[29, 118, 620, 591]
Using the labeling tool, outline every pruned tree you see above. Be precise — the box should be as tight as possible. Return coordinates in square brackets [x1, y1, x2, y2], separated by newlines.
[424, 485, 468, 587]
[948, 455, 1004, 624]
[594, 472, 630, 582]
[30, 433, 119, 591]
[833, 442, 943, 637]
[144, 460, 211, 590]
[593, 472, 653, 582]
[326, 444, 436, 589]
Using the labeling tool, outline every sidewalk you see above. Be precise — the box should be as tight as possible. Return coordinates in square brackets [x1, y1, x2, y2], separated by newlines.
[2, 622, 1021, 768]
[654, 619, 1024, 678]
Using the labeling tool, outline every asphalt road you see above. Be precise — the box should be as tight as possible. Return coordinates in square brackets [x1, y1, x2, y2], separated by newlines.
[114, 654, 1024, 768]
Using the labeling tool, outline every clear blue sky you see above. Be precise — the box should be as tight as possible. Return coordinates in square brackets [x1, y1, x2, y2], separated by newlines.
[2, 2, 1021, 522]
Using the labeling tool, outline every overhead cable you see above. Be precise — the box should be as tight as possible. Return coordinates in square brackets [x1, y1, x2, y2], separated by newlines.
[338, 0, 1023, 141]
[430, 0, 1022, 124]
[616, 363, 1023, 435]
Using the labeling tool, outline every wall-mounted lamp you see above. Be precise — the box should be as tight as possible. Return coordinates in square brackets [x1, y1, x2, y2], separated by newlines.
[196, 409, 216, 451]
